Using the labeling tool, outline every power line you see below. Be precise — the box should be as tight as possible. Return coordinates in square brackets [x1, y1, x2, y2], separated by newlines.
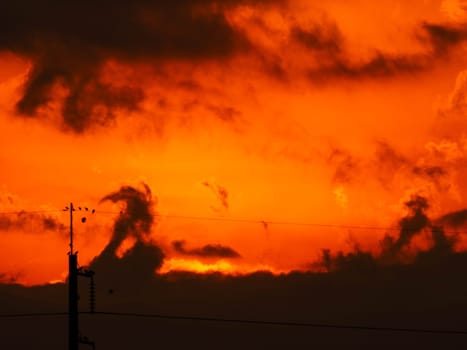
[0, 312, 68, 318]
[0, 210, 63, 215]
[155, 214, 406, 231]
[1, 209, 467, 235]
[97, 210, 467, 235]
[89, 312, 467, 335]
[2, 311, 467, 335]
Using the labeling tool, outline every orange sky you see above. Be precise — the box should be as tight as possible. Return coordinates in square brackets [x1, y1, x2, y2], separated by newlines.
[1, 0, 467, 285]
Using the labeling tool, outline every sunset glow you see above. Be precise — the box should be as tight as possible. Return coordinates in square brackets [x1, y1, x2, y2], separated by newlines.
[159, 258, 287, 275]
[1, 0, 467, 285]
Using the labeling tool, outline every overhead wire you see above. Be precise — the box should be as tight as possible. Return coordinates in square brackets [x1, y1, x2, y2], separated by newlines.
[1, 311, 467, 335]
[1, 208, 466, 234]
[87, 311, 467, 335]
[0, 209, 63, 215]
[0, 312, 68, 318]
[95, 210, 467, 235]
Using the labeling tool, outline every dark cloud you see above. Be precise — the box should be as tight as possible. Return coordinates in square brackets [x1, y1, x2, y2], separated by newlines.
[99, 184, 154, 247]
[438, 69, 467, 120]
[380, 195, 431, 259]
[307, 52, 426, 82]
[318, 195, 463, 272]
[293, 21, 467, 82]
[173, 240, 241, 258]
[328, 148, 359, 184]
[372, 142, 409, 186]
[328, 142, 404, 186]
[0, 211, 66, 233]
[249, 18, 467, 85]
[90, 184, 164, 290]
[207, 105, 242, 123]
[0, 0, 280, 132]
[0, 272, 19, 284]
[327, 142, 410, 186]
[437, 209, 467, 228]
[328, 142, 450, 189]
[3, 2, 466, 132]
[374, 141, 408, 169]
[422, 22, 467, 56]
[291, 22, 342, 55]
[202, 181, 229, 210]
[318, 248, 377, 273]
[412, 165, 447, 181]
[428, 225, 456, 255]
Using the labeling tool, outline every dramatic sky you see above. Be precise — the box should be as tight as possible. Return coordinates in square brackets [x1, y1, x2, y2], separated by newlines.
[2, 0, 467, 286]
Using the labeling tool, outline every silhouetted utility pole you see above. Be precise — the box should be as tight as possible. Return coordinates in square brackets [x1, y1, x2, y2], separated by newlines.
[67, 202, 96, 350]
[69, 202, 79, 350]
